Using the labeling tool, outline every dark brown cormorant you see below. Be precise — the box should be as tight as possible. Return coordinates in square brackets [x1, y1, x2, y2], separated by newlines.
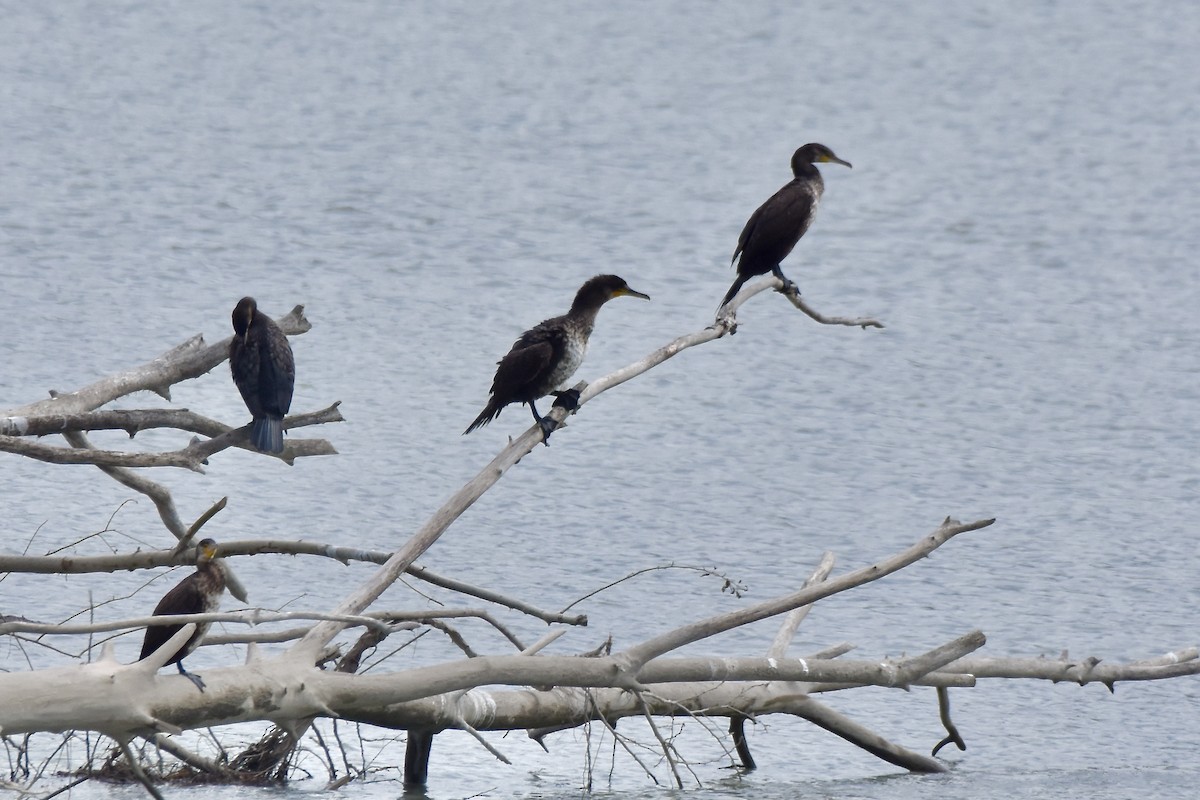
[229, 297, 295, 454]
[720, 143, 852, 310]
[139, 538, 227, 692]
[464, 274, 650, 442]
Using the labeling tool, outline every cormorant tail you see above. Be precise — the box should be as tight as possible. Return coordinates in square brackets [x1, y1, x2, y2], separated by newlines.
[719, 275, 749, 310]
[251, 416, 285, 453]
[464, 401, 502, 435]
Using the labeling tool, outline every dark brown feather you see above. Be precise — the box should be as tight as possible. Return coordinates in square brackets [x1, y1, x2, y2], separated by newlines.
[139, 542, 226, 666]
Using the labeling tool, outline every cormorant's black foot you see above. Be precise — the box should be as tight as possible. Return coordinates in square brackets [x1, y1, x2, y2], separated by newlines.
[777, 278, 800, 297]
[551, 388, 581, 412]
[179, 665, 207, 693]
[537, 416, 557, 444]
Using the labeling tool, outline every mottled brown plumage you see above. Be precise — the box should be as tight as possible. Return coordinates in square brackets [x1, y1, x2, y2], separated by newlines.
[230, 297, 295, 453]
[721, 143, 851, 309]
[139, 538, 227, 692]
[465, 275, 650, 442]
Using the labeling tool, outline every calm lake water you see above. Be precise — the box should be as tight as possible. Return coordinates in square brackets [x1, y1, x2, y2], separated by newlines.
[3, 1, 1200, 798]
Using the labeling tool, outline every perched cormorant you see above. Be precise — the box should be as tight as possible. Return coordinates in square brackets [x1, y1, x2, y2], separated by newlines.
[139, 538, 227, 693]
[229, 296, 295, 454]
[464, 274, 650, 442]
[720, 143, 852, 310]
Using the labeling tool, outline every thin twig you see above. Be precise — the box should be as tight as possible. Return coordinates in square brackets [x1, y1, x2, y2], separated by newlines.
[638, 693, 683, 789]
[116, 740, 165, 800]
[561, 563, 748, 614]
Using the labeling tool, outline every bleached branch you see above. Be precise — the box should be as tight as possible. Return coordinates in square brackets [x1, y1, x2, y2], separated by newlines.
[939, 651, 1200, 687]
[1, 306, 311, 418]
[618, 517, 995, 671]
[718, 277, 885, 330]
[0, 608, 530, 649]
[768, 551, 836, 659]
[0, 404, 343, 470]
[0, 540, 582, 628]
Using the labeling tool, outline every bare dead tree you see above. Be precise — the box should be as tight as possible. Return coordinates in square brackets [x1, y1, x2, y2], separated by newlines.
[2, 288, 1198, 798]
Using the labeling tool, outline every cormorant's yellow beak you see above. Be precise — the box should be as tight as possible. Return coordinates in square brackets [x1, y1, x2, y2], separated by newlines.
[199, 540, 220, 560]
[822, 154, 852, 169]
[617, 287, 651, 301]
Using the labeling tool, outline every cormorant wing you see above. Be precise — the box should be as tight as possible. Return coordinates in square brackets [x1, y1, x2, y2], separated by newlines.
[732, 204, 761, 266]
[139, 576, 207, 661]
[490, 337, 557, 399]
[259, 328, 296, 416]
[735, 180, 817, 272]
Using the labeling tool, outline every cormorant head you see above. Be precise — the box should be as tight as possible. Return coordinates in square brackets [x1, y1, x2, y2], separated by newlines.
[571, 274, 651, 313]
[195, 538, 220, 566]
[232, 297, 258, 342]
[792, 143, 852, 175]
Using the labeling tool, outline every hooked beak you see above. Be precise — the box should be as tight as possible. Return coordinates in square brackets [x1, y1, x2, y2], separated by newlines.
[618, 287, 651, 301]
[823, 154, 852, 169]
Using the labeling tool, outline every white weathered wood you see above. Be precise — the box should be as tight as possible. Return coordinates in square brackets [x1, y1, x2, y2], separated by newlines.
[938, 653, 1200, 685]
[619, 518, 994, 672]
[769, 551, 836, 659]
[0, 649, 972, 738]
[0, 404, 342, 469]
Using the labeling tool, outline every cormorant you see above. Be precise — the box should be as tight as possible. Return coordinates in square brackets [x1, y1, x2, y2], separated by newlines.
[464, 274, 650, 442]
[720, 143, 852, 310]
[229, 297, 295, 454]
[139, 538, 227, 693]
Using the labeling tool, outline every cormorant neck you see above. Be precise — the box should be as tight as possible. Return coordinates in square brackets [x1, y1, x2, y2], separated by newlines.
[568, 288, 612, 319]
[792, 159, 820, 181]
[566, 301, 605, 335]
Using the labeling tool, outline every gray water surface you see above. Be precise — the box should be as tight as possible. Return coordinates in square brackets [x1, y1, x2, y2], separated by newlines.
[2, 1, 1199, 798]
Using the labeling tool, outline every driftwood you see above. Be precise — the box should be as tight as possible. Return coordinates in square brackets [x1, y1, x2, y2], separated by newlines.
[2, 291, 1197, 796]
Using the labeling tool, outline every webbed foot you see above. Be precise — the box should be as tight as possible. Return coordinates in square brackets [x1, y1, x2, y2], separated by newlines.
[551, 388, 581, 412]
[178, 662, 206, 693]
[182, 670, 206, 693]
[770, 267, 800, 298]
[537, 416, 557, 444]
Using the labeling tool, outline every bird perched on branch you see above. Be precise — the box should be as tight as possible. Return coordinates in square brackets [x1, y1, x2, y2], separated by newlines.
[139, 538, 228, 693]
[465, 274, 650, 443]
[720, 143, 852, 310]
[229, 296, 295, 453]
